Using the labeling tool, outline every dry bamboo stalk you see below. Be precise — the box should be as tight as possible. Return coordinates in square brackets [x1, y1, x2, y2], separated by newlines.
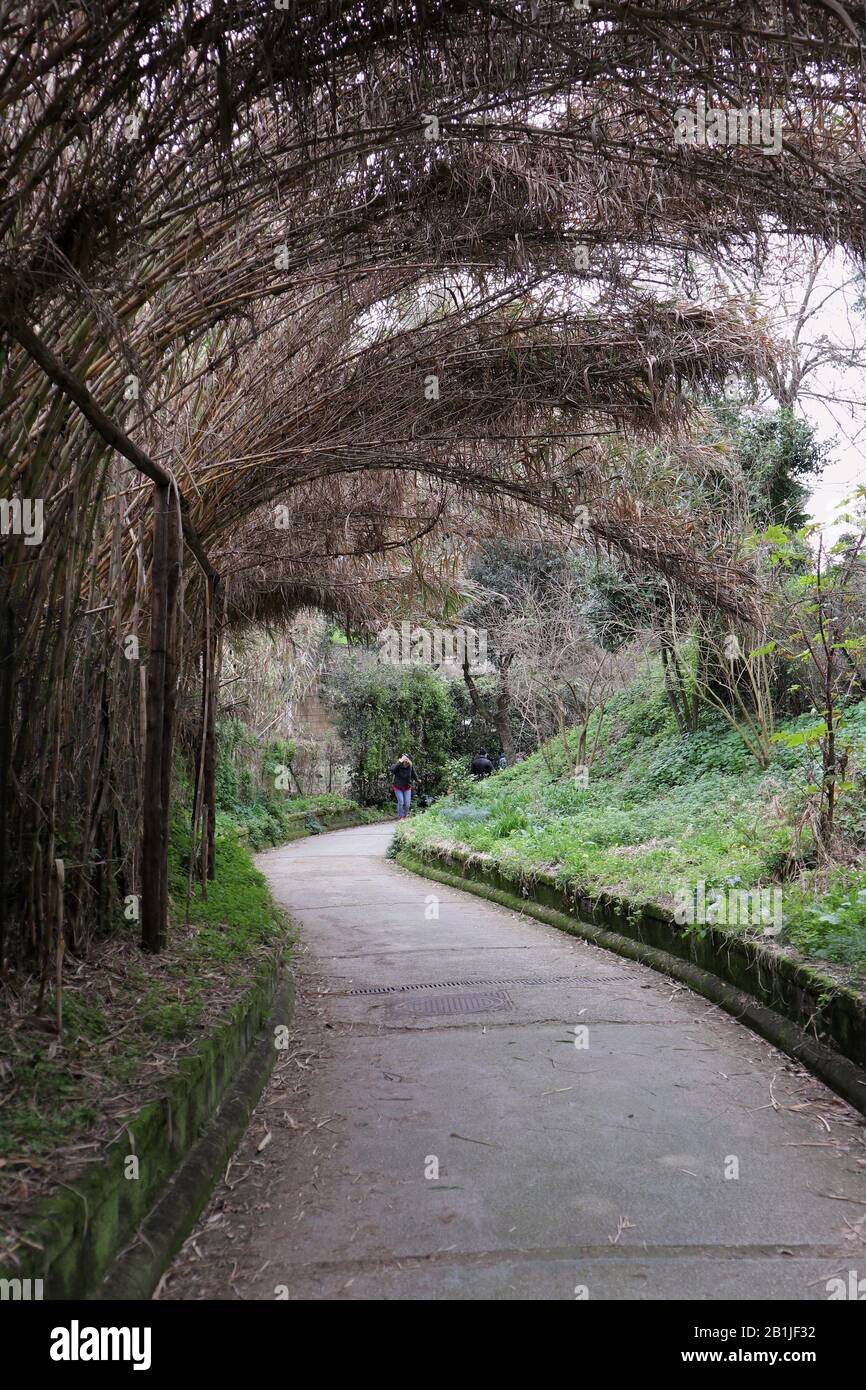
[156, 490, 182, 948]
[52, 859, 65, 1037]
[141, 483, 170, 953]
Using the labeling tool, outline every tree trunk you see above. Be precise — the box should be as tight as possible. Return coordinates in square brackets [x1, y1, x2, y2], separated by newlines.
[660, 644, 685, 734]
[495, 654, 515, 759]
[462, 653, 482, 713]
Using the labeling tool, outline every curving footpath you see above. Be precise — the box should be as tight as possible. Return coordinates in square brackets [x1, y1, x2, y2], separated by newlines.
[163, 822, 866, 1301]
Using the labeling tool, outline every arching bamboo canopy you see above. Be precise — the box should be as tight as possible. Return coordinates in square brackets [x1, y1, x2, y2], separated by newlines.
[2, 0, 865, 959]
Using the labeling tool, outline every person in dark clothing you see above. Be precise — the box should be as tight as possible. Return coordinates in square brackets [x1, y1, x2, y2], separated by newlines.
[470, 748, 495, 779]
[497, 752, 507, 771]
[390, 753, 420, 819]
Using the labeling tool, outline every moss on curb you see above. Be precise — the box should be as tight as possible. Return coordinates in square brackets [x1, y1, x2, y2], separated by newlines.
[397, 844, 866, 1118]
[270, 807, 390, 843]
[92, 973, 295, 1301]
[0, 954, 290, 1300]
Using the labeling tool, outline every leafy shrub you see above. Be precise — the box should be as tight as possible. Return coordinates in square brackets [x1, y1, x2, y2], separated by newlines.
[327, 662, 457, 804]
[783, 870, 866, 968]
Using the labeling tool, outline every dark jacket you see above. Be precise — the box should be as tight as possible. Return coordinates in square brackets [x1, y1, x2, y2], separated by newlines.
[391, 760, 419, 790]
[470, 754, 494, 779]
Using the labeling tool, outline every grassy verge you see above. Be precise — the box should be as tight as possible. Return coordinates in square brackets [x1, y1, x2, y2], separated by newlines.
[218, 792, 387, 850]
[396, 670, 866, 983]
[0, 818, 293, 1246]
[0, 775, 390, 1246]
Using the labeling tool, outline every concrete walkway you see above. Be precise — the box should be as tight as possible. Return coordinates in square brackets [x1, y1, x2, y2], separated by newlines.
[163, 822, 866, 1300]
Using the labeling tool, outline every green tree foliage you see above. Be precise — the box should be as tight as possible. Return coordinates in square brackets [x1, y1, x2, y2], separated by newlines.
[328, 663, 456, 804]
[215, 718, 261, 811]
[713, 399, 829, 531]
[576, 554, 666, 652]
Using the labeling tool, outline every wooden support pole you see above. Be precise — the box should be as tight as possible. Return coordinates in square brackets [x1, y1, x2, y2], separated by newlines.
[0, 582, 14, 974]
[141, 483, 170, 953]
[188, 579, 211, 906]
[51, 858, 65, 1036]
[204, 574, 220, 881]
[157, 492, 182, 948]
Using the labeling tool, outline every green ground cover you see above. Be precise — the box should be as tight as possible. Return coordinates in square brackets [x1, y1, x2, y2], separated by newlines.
[396, 671, 866, 978]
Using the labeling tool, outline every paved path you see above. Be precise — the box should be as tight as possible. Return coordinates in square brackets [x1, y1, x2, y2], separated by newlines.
[163, 823, 866, 1300]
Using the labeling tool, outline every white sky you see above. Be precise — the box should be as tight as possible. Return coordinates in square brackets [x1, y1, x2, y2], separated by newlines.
[768, 249, 866, 536]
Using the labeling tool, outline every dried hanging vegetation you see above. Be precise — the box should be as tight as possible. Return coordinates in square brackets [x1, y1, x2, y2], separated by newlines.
[1, 1, 865, 976]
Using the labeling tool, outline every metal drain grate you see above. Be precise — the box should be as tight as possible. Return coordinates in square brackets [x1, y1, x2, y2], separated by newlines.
[334, 973, 632, 997]
[393, 989, 513, 1016]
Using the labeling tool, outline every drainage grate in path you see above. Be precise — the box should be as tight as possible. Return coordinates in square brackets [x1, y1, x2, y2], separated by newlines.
[392, 989, 513, 1016]
[332, 973, 634, 997]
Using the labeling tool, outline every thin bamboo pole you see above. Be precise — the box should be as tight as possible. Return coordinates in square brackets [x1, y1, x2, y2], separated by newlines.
[204, 575, 222, 881]
[141, 482, 170, 953]
[157, 490, 182, 948]
[186, 608, 209, 915]
[0, 575, 13, 972]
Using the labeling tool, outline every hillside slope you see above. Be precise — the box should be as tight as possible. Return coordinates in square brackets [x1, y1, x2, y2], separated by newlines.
[397, 674, 866, 978]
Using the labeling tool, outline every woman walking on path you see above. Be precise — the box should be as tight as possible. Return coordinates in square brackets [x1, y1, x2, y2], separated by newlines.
[390, 753, 420, 819]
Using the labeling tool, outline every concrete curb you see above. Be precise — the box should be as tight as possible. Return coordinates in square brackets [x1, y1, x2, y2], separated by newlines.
[397, 846, 866, 1119]
[0, 956, 292, 1300]
[93, 973, 295, 1301]
[239, 807, 391, 849]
